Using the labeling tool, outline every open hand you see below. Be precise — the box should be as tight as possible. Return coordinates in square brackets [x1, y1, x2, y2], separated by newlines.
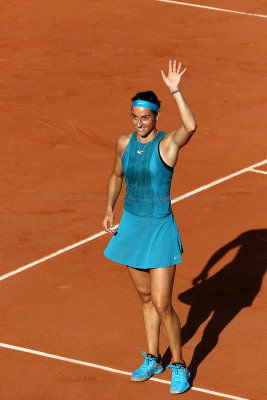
[161, 60, 187, 92]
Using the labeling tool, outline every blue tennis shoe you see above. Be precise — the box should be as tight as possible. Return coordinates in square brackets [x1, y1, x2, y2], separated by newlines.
[167, 362, 190, 394]
[131, 351, 164, 382]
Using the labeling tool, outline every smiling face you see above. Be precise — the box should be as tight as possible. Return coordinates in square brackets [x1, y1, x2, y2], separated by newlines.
[131, 107, 157, 138]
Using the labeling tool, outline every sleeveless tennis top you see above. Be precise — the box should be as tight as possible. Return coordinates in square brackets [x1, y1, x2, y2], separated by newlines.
[121, 131, 174, 218]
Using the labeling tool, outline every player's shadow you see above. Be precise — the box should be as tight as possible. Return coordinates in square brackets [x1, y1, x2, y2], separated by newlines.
[162, 229, 267, 383]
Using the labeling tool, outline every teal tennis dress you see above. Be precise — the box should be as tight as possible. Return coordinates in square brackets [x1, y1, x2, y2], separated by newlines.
[104, 130, 184, 269]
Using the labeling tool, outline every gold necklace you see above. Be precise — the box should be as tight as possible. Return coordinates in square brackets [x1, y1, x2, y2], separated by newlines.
[137, 129, 158, 155]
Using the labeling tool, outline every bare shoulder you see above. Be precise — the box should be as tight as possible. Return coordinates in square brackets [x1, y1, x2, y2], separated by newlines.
[163, 130, 178, 141]
[116, 133, 133, 157]
[161, 130, 179, 150]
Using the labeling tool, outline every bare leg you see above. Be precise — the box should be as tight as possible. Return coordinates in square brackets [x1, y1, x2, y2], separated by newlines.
[150, 265, 184, 363]
[126, 266, 164, 356]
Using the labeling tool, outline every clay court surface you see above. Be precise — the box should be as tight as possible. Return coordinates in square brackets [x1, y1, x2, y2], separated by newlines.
[1, 0, 267, 399]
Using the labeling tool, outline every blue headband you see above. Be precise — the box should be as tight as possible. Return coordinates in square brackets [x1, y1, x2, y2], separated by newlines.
[132, 100, 159, 112]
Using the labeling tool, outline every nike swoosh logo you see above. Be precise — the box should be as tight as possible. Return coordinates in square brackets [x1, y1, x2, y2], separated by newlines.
[174, 255, 180, 259]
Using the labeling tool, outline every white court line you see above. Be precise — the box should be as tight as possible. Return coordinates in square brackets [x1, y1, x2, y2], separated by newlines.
[0, 342, 249, 400]
[171, 159, 267, 203]
[0, 158, 266, 283]
[156, 0, 267, 19]
[249, 168, 267, 175]
[0, 229, 117, 282]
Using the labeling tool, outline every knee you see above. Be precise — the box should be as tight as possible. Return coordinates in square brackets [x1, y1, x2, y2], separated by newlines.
[138, 290, 152, 305]
[152, 298, 172, 318]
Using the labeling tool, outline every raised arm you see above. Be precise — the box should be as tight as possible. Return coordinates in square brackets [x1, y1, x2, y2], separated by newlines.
[161, 60, 197, 148]
[102, 135, 126, 233]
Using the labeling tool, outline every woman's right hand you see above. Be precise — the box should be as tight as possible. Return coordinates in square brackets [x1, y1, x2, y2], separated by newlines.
[102, 210, 117, 233]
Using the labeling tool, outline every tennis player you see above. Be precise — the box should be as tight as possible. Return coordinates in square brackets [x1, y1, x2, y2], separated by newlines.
[102, 60, 197, 394]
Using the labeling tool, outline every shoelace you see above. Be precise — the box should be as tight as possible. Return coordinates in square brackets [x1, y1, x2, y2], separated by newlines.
[141, 351, 160, 371]
[167, 364, 188, 379]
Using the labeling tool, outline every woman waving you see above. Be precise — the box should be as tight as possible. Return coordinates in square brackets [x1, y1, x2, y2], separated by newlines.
[103, 60, 197, 394]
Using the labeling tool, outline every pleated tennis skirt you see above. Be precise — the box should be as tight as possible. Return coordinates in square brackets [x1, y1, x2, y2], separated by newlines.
[104, 208, 183, 269]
